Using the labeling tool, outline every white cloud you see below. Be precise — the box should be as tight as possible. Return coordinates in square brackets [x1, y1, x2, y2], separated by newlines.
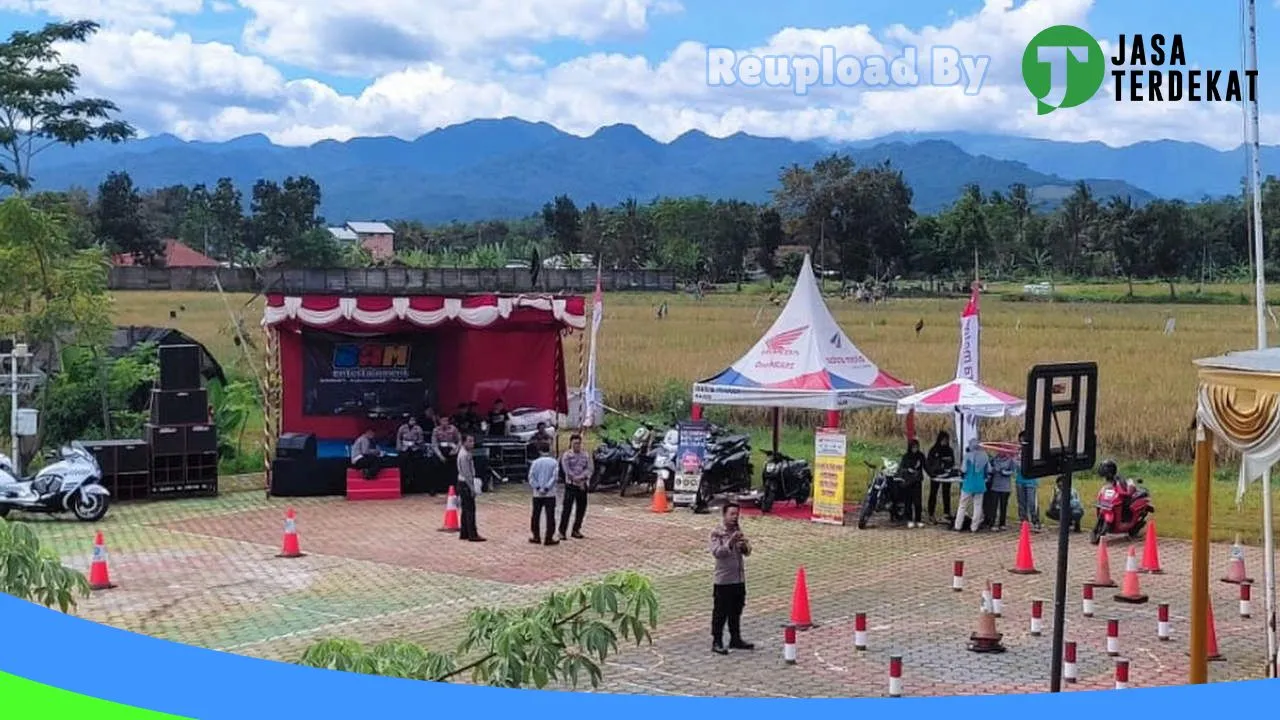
[0, 0, 204, 31]
[36, 0, 1268, 152]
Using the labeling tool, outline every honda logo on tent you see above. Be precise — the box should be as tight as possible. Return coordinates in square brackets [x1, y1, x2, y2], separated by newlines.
[830, 333, 841, 348]
[763, 326, 807, 356]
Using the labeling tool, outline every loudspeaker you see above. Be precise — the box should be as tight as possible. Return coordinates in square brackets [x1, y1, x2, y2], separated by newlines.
[159, 344, 202, 390]
[146, 424, 186, 456]
[186, 424, 218, 454]
[150, 388, 208, 426]
[116, 441, 150, 474]
[276, 433, 317, 461]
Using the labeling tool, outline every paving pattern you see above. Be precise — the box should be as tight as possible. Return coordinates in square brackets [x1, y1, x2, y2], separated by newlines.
[20, 483, 1273, 697]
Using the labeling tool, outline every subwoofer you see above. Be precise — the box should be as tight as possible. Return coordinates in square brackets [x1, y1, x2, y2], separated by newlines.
[149, 388, 208, 426]
[158, 344, 202, 391]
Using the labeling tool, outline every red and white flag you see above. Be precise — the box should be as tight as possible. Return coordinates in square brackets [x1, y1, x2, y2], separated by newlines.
[583, 262, 603, 427]
[954, 285, 981, 446]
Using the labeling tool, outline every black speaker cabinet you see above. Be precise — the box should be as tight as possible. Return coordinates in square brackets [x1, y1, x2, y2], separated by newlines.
[150, 388, 208, 426]
[159, 344, 202, 391]
[82, 439, 149, 475]
[186, 424, 218, 454]
[146, 424, 186, 456]
[276, 433, 317, 461]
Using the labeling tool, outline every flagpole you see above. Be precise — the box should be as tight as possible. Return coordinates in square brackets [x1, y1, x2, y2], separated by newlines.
[583, 258, 604, 429]
[1244, 0, 1277, 678]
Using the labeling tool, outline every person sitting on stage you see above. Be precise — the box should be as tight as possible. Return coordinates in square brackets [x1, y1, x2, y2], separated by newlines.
[464, 401, 484, 435]
[430, 414, 463, 494]
[452, 402, 473, 436]
[421, 406, 438, 437]
[397, 416, 427, 493]
[488, 398, 510, 437]
[397, 416, 425, 453]
[350, 429, 384, 480]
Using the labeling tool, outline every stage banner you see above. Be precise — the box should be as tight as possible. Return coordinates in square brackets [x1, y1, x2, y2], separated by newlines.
[812, 428, 847, 525]
[673, 420, 709, 507]
[301, 331, 436, 417]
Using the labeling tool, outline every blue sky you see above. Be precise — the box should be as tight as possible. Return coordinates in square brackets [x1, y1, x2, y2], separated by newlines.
[0, 0, 1272, 148]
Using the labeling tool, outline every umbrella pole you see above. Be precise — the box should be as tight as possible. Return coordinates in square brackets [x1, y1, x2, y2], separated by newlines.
[771, 407, 781, 454]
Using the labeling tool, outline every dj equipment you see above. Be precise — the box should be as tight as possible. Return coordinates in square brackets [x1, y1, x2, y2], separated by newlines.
[276, 433, 317, 461]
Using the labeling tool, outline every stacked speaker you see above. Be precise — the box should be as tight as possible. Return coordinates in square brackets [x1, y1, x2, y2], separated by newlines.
[270, 432, 320, 496]
[83, 439, 150, 501]
[146, 344, 218, 498]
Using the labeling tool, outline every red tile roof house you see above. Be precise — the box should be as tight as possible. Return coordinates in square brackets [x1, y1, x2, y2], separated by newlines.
[328, 221, 395, 261]
[112, 239, 220, 267]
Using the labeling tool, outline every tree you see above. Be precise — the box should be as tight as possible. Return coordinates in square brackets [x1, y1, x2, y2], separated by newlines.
[1137, 200, 1191, 299]
[1100, 196, 1143, 296]
[754, 207, 784, 281]
[0, 21, 134, 193]
[541, 195, 582, 257]
[299, 571, 658, 689]
[95, 171, 161, 264]
[246, 176, 322, 259]
[276, 227, 342, 268]
[0, 518, 89, 612]
[209, 177, 245, 260]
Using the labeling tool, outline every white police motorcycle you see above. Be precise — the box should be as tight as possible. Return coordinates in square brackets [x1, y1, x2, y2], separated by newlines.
[0, 442, 111, 522]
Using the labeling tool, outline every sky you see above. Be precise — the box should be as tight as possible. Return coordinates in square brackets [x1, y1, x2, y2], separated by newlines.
[0, 0, 1276, 149]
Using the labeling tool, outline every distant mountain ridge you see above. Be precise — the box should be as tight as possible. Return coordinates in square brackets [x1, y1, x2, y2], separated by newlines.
[23, 117, 1241, 224]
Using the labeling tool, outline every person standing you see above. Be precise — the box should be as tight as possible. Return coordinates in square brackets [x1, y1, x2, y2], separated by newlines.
[899, 438, 926, 528]
[558, 434, 593, 540]
[709, 502, 754, 655]
[528, 446, 560, 546]
[925, 431, 956, 524]
[488, 399, 510, 437]
[455, 435, 485, 542]
[989, 449, 1014, 531]
[431, 415, 462, 496]
[1015, 458, 1042, 532]
[954, 439, 990, 533]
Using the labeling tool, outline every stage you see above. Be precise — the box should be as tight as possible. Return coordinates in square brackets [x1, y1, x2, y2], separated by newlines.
[262, 293, 586, 498]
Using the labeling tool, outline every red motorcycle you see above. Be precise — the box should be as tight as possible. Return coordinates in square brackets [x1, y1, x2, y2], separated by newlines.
[1090, 477, 1154, 545]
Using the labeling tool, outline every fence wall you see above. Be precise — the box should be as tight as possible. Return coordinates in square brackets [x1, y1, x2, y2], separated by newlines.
[108, 266, 679, 294]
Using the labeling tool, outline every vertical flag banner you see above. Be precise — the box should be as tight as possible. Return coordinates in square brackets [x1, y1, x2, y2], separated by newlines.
[583, 263, 603, 427]
[812, 428, 847, 525]
[954, 285, 981, 446]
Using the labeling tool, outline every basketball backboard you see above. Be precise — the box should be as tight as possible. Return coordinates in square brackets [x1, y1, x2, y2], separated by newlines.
[1021, 362, 1097, 479]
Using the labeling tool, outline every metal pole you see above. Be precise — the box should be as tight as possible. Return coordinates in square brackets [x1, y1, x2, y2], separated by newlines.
[1245, 0, 1277, 677]
[1190, 425, 1214, 683]
[9, 347, 18, 478]
[1048, 469, 1073, 692]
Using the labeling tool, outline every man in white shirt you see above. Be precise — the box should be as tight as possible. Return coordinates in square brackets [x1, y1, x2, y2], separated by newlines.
[456, 435, 485, 542]
[527, 446, 560, 546]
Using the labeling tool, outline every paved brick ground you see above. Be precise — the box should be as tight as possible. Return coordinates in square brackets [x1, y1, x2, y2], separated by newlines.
[23, 485, 1272, 697]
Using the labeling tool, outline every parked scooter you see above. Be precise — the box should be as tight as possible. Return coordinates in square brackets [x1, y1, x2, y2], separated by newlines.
[0, 443, 111, 522]
[690, 431, 754, 512]
[588, 437, 631, 492]
[856, 458, 906, 529]
[1091, 476, 1154, 545]
[759, 449, 813, 513]
[619, 424, 661, 497]
[649, 428, 681, 492]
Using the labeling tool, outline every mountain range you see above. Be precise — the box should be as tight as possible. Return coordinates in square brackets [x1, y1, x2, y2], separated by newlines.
[21, 117, 1268, 225]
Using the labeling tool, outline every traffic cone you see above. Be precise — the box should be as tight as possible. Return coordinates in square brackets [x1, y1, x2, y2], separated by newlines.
[787, 567, 814, 630]
[1092, 537, 1118, 588]
[1221, 535, 1254, 584]
[650, 476, 670, 513]
[1009, 520, 1040, 574]
[438, 486, 460, 532]
[1206, 603, 1225, 662]
[87, 531, 116, 591]
[276, 507, 305, 558]
[968, 581, 1006, 653]
[1114, 546, 1149, 604]
[1139, 519, 1163, 574]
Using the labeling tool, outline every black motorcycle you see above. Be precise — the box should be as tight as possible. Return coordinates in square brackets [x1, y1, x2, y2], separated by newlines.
[692, 440, 754, 512]
[588, 438, 631, 492]
[856, 458, 907, 529]
[759, 450, 813, 513]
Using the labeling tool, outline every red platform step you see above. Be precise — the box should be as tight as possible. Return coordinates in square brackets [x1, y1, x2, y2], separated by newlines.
[346, 467, 402, 501]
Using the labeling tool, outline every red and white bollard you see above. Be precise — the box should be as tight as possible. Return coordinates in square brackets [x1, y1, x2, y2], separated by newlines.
[991, 582, 1004, 617]
[1157, 603, 1171, 641]
[1114, 658, 1130, 690]
[888, 655, 903, 698]
[783, 625, 797, 665]
[1064, 641, 1078, 684]
[1106, 619, 1121, 656]
[1029, 600, 1044, 637]
[952, 560, 964, 591]
[854, 613, 868, 651]
[1240, 583, 1253, 619]
[1082, 584, 1096, 618]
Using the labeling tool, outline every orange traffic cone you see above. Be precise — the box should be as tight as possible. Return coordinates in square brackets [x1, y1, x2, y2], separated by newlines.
[1092, 537, 1118, 588]
[1139, 519, 1163, 574]
[1221, 535, 1254, 584]
[1114, 546, 1149, 604]
[1009, 520, 1040, 574]
[968, 581, 1006, 653]
[87, 531, 116, 591]
[650, 476, 670, 513]
[438, 486, 460, 532]
[276, 507, 305, 558]
[787, 567, 814, 630]
[1206, 602, 1225, 662]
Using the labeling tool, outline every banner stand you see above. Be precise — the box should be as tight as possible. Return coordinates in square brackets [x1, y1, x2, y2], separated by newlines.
[812, 428, 847, 525]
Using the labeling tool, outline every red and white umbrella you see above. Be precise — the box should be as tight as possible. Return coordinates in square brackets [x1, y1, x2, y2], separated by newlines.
[895, 378, 1026, 418]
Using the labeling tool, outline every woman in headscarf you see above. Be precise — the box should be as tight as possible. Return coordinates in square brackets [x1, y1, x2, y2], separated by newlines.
[953, 438, 990, 533]
[925, 431, 956, 524]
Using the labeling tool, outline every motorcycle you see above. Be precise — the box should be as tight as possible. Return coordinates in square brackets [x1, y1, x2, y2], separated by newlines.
[0, 442, 111, 522]
[619, 424, 663, 497]
[649, 428, 681, 492]
[1091, 477, 1154, 545]
[588, 436, 632, 492]
[759, 449, 813, 513]
[689, 435, 754, 513]
[856, 458, 906, 530]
